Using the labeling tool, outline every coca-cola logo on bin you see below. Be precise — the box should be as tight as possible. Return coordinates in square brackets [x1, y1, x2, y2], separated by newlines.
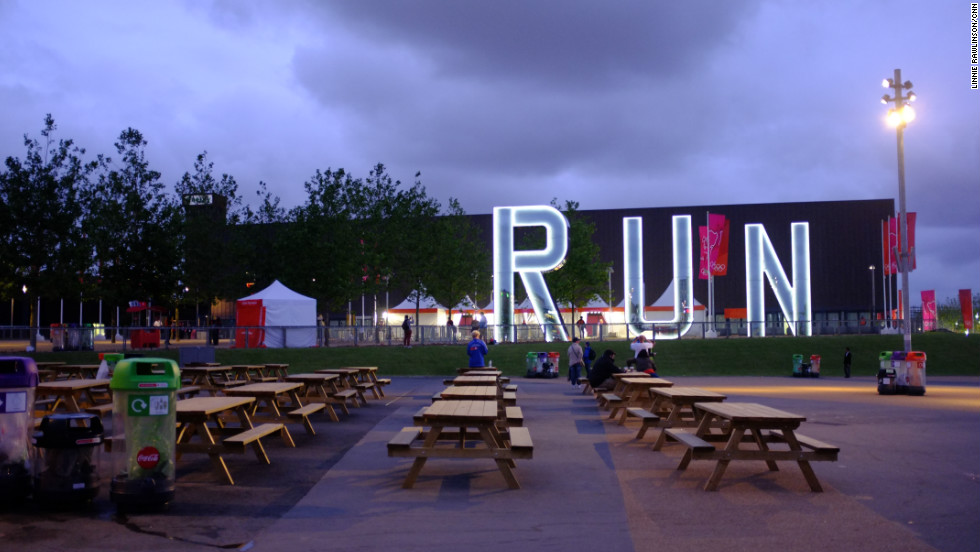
[137, 446, 160, 469]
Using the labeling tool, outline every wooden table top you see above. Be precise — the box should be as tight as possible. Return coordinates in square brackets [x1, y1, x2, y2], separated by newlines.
[177, 396, 255, 416]
[222, 382, 302, 395]
[182, 365, 233, 374]
[463, 370, 502, 377]
[452, 375, 498, 385]
[315, 368, 359, 375]
[440, 386, 498, 400]
[613, 372, 648, 380]
[340, 366, 377, 372]
[695, 402, 806, 423]
[620, 377, 673, 387]
[422, 400, 498, 422]
[651, 386, 726, 401]
[285, 373, 339, 383]
[37, 378, 111, 390]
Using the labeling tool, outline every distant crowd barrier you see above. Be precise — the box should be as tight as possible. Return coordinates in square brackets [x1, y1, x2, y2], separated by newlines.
[0, 318, 934, 350]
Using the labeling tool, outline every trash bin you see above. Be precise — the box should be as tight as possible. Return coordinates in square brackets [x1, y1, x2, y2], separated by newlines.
[792, 354, 804, 377]
[32, 413, 103, 506]
[906, 351, 926, 396]
[50, 323, 66, 351]
[891, 351, 908, 394]
[525, 352, 538, 377]
[877, 351, 898, 395]
[109, 358, 180, 509]
[0, 357, 39, 505]
[547, 352, 561, 378]
[809, 355, 821, 378]
[96, 353, 125, 380]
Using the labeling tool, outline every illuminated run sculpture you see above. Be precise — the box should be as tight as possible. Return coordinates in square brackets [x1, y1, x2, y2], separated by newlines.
[493, 206, 569, 342]
[623, 215, 694, 339]
[745, 222, 812, 337]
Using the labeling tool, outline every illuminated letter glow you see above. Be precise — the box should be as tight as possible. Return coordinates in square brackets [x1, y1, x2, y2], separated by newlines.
[623, 215, 694, 340]
[744, 222, 812, 337]
[493, 206, 569, 342]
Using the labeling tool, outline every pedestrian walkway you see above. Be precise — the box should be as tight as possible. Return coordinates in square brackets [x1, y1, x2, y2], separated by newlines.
[251, 375, 978, 552]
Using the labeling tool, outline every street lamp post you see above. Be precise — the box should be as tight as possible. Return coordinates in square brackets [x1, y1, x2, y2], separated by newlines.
[881, 68, 916, 352]
[869, 265, 876, 325]
[606, 266, 614, 324]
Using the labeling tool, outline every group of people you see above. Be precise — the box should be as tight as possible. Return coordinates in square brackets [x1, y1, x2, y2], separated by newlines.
[570, 334, 658, 391]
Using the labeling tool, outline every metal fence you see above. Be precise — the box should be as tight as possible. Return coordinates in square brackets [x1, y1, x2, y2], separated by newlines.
[0, 315, 963, 351]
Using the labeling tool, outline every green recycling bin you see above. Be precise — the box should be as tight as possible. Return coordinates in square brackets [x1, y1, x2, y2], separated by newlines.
[792, 354, 804, 377]
[109, 358, 180, 509]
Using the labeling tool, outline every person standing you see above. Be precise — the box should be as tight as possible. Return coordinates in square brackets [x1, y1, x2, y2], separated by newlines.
[478, 311, 488, 341]
[567, 337, 585, 388]
[588, 349, 623, 391]
[402, 316, 412, 348]
[446, 317, 457, 342]
[583, 341, 596, 379]
[843, 347, 852, 378]
[466, 330, 489, 368]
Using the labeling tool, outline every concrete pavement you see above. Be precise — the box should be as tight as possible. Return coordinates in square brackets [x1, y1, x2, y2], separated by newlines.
[2, 375, 977, 551]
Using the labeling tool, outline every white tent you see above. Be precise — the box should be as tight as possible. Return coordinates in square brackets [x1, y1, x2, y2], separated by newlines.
[615, 282, 704, 321]
[389, 294, 447, 326]
[235, 280, 317, 348]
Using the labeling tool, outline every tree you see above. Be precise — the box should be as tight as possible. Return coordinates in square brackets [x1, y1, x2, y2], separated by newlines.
[277, 168, 362, 318]
[543, 200, 610, 338]
[0, 115, 95, 350]
[426, 198, 488, 320]
[83, 128, 182, 324]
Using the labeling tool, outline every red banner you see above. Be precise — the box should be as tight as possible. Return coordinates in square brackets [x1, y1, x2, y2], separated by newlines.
[882, 219, 892, 276]
[959, 289, 974, 330]
[698, 214, 728, 279]
[921, 290, 936, 331]
[888, 213, 917, 273]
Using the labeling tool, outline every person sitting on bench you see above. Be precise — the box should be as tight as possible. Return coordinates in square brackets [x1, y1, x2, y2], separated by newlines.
[588, 349, 623, 392]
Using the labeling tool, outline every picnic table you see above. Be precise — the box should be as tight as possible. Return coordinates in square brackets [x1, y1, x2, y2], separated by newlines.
[284, 373, 343, 421]
[35, 378, 112, 415]
[315, 368, 368, 406]
[437, 385, 499, 402]
[176, 396, 292, 485]
[263, 363, 290, 381]
[229, 365, 278, 383]
[632, 387, 728, 447]
[451, 375, 499, 386]
[222, 381, 323, 437]
[605, 377, 673, 423]
[666, 402, 840, 491]
[56, 364, 100, 379]
[181, 365, 237, 394]
[387, 400, 533, 489]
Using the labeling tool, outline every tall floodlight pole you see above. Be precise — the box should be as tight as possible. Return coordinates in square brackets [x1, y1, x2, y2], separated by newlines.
[869, 265, 876, 323]
[881, 68, 916, 352]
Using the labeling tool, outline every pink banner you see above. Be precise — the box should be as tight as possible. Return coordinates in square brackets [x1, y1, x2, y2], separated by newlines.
[698, 214, 728, 279]
[959, 289, 974, 330]
[921, 290, 936, 331]
[888, 213, 917, 273]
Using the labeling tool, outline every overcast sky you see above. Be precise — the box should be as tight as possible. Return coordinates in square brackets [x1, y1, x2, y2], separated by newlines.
[1, 1, 977, 302]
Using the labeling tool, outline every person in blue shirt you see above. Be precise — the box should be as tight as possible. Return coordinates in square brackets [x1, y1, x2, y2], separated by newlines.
[466, 330, 489, 367]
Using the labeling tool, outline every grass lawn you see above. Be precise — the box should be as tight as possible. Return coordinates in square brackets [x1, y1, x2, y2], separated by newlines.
[26, 332, 979, 378]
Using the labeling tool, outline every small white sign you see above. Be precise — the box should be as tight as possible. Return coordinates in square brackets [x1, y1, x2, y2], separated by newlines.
[149, 395, 169, 416]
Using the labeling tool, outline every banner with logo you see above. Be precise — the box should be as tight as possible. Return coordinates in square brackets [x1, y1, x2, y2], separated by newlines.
[698, 214, 728, 279]
[887, 213, 917, 272]
[959, 289, 974, 330]
[921, 290, 936, 331]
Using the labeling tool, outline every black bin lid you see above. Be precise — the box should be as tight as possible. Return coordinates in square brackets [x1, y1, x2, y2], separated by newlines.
[33, 413, 104, 448]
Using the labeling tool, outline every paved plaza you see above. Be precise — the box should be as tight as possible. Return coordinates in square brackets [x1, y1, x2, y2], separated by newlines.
[1, 374, 977, 552]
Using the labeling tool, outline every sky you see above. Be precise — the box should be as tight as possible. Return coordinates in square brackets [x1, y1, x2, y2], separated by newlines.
[1, 1, 977, 302]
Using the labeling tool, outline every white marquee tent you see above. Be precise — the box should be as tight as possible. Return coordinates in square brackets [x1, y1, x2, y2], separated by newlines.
[235, 280, 317, 348]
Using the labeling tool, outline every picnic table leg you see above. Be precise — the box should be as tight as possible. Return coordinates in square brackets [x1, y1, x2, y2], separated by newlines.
[402, 425, 444, 489]
[479, 426, 520, 489]
[200, 425, 236, 485]
[704, 427, 746, 491]
[652, 405, 683, 450]
[781, 430, 824, 492]
[750, 428, 779, 472]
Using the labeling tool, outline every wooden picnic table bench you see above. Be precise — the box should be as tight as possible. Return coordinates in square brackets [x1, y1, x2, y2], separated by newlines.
[667, 402, 840, 492]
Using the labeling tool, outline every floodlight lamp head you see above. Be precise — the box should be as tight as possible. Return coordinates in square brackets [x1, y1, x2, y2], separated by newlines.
[901, 104, 916, 123]
[886, 109, 903, 127]
[881, 78, 892, 88]
[903, 80, 913, 90]
[881, 94, 891, 104]
[907, 92, 917, 102]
